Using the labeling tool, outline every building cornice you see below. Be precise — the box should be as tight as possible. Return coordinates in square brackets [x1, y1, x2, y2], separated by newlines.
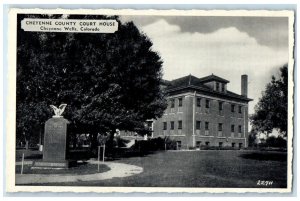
[168, 92, 250, 106]
[166, 85, 253, 103]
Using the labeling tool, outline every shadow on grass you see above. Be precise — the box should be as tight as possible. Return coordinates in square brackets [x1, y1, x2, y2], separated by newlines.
[239, 151, 287, 162]
[16, 146, 159, 162]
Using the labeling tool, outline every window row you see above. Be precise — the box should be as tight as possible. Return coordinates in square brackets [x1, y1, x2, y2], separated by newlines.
[163, 121, 243, 133]
[163, 121, 182, 130]
[169, 97, 243, 113]
[196, 121, 243, 133]
[195, 141, 243, 148]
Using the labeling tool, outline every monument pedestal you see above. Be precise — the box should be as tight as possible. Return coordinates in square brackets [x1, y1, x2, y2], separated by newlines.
[32, 117, 76, 169]
[32, 160, 76, 169]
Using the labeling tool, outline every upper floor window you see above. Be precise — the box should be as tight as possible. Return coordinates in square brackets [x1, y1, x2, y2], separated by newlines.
[216, 82, 220, 91]
[170, 121, 174, 130]
[238, 125, 242, 133]
[170, 99, 175, 108]
[231, 104, 235, 112]
[178, 121, 182, 129]
[231, 125, 235, 132]
[206, 99, 210, 108]
[219, 101, 223, 111]
[178, 98, 183, 107]
[197, 98, 201, 107]
[221, 83, 225, 92]
[218, 123, 223, 131]
[205, 122, 209, 130]
[196, 121, 201, 130]
[163, 122, 167, 130]
[238, 105, 242, 113]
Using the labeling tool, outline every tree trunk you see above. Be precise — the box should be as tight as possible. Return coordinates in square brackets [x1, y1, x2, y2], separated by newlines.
[106, 130, 116, 157]
[90, 132, 98, 156]
[25, 140, 29, 150]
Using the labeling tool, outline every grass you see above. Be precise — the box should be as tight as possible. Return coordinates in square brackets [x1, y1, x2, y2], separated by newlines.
[16, 149, 287, 188]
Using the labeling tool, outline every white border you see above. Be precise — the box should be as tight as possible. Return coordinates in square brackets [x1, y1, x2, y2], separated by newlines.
[6, 8, 295, 194]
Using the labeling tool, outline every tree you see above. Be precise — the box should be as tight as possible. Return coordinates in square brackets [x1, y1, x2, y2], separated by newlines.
[248, 129, 258, 147]
[16, 14, 167, 149]
[266, 136, 287, 148]
[250, 65, 288, 136]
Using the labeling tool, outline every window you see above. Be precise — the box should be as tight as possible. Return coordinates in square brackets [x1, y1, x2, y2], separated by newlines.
[205, 99, 210, 108]
[205, 122, 209, 130]
[238, 105, 242, 113]
[196, 121, 201, 130]
[178, 98, 183, 107]
[196, 141, 201, 148]
[221, 83, 225, 92]
[218, 123, 223, 131]
[177, 141, 182, 149]
[232, 143, 235, 148]
[231, 104, 235, 112]
[197, 97, 201, 107]
[239, 143, 243, 148]
[231, 125, 235, 132]
[219, 142, 223, 147]
[238, 125, 242, 133]
[178, 120, 182, 129]
[163, 122, 167, 130]
[205, 141, 210, 146]
[170, 99, 175, 108]
[219, 101, 223, 111]
[216, 82, 220, 91]
[170, 121, 174, 130]
[147, 121, 152, 129]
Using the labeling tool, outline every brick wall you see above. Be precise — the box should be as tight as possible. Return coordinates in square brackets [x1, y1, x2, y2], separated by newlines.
[152, 91, 249, 148]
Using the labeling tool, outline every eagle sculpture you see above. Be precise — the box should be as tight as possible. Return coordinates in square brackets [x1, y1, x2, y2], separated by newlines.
[50, 104, 67, 117]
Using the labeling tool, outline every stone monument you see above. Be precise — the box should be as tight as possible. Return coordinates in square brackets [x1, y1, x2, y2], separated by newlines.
[33, 104, 74, 169]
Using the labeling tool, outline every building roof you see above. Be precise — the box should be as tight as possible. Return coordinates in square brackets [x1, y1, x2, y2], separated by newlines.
[197, 74, 230, 84]
[164, 74, 252, 102]
[166, 75, 210, 89]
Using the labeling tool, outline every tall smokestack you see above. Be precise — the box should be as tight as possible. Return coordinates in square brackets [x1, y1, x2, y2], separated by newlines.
[241, 75, 248, 97]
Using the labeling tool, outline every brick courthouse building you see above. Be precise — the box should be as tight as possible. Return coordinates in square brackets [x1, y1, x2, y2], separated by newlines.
[121, 74, 252, 149]
[151, 74, 252, 149]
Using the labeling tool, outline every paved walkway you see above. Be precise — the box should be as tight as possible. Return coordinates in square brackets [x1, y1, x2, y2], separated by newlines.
[15, 160, 143, 185]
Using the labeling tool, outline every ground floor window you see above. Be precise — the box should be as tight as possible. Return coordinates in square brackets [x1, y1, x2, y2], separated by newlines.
[176, 141, 182, 150]
[205, 141, 210, 146]
[232, 143, 235, 148]
[196, 141, 201, 148]
[219, 142, 223, 147]
[239, 143, 243, 148]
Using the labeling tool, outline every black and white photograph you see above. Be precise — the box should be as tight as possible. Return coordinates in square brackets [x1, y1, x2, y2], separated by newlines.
[6, 8, 294, 193]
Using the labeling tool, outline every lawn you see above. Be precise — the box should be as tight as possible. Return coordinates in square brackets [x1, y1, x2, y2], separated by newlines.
[16, 150, 287, 188]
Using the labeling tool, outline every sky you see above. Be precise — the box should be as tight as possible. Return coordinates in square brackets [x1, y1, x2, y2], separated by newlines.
[120, 15, 289, 115]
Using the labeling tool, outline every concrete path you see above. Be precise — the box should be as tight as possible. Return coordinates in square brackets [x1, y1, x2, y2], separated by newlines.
[15, 160, 143, 185]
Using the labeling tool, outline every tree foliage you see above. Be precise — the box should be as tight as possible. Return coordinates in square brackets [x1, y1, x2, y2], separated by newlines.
[16, 14, 167, 146]
[265, 136, 287, 148]
[250, 65, 288, 136]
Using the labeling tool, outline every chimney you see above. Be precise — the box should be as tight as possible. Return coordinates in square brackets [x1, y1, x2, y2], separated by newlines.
[241, 75, 248, 97]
